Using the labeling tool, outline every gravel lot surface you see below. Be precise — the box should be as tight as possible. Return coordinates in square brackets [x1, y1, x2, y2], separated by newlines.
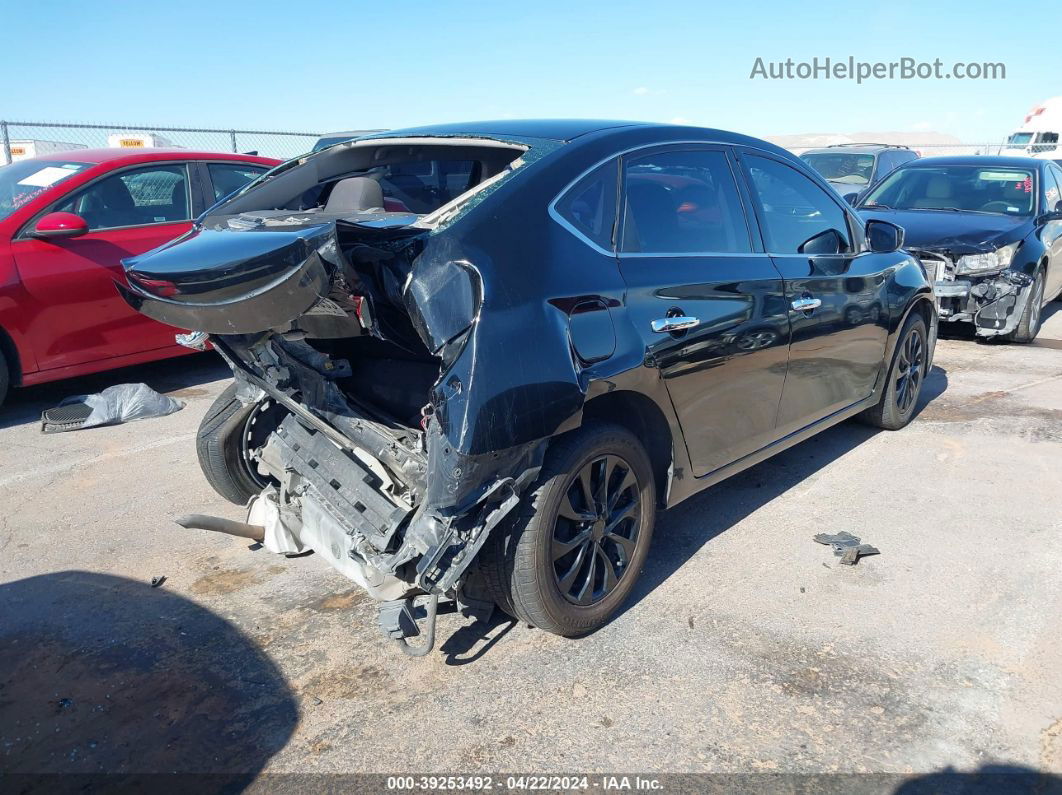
[2, 307, 1060, 784]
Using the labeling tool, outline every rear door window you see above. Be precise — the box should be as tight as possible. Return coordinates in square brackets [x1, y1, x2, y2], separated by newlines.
[554, 161, 618, 250]
[56, 164, 191, 230]
[620, 149, 751, 254]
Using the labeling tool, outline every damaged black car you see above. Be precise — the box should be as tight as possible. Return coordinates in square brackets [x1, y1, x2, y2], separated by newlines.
[119, 120, 936, 652]
[860, 156, 1062, 342]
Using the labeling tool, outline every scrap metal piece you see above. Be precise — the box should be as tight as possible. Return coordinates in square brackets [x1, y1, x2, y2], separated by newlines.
[175, 514, 266, 541]
[175, 331, 210, 351]
[813, 532, 880, 565]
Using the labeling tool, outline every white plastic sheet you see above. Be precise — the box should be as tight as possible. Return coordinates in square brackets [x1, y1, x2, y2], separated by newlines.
[57, 383, 184, 430]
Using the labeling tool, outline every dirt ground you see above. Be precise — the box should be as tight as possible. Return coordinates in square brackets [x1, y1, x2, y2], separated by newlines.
[1, 306, 1060, 784]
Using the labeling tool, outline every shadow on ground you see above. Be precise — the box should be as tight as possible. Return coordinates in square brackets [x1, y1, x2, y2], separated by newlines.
[895, 764, 1062, 794]
[617, 364, 948, 621]
[0, 351, 231, 431]
[0, 571, 297, 779]
[439, 612, 519, 666]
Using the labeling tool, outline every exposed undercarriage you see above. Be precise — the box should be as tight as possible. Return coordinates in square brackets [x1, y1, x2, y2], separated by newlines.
[196, 224, 546, 651]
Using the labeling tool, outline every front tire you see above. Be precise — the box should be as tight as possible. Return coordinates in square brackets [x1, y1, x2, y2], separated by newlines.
[479, 422, 656, 637]
[196, 383, 281, 505]
[859, 312, 928, 431]
[1004, 268, 1045, 343]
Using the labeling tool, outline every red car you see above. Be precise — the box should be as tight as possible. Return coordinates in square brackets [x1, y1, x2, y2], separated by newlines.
[0, 148, 279, 406]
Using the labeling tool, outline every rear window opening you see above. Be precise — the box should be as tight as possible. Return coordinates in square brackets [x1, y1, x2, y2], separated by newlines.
[207, 138, 527, 226]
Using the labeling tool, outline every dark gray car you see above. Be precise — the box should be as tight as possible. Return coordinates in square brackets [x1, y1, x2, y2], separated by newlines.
[801, 143, 919, 204]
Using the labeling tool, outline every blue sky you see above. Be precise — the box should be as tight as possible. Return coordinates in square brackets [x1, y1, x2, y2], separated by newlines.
[2, 0, 1054, 143]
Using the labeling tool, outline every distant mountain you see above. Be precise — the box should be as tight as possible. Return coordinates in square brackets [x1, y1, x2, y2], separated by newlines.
[766, 131, 982, 156]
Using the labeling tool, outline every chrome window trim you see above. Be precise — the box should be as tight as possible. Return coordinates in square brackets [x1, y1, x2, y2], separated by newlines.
[616, 251, 772, 259]
[548, 138, 789, 258]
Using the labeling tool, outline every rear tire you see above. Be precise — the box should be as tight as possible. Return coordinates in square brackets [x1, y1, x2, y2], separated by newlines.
[859, 312, 928, 431]
[478, 422, 655, 637]
[1004, 268, 1045, 343]
[196, 383, 279, 505]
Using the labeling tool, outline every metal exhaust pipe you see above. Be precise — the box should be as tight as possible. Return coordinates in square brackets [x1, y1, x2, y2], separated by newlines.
[175, 514, 265, 541]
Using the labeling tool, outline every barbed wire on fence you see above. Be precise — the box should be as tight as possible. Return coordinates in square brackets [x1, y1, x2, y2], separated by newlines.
[0, 120, 330, 165]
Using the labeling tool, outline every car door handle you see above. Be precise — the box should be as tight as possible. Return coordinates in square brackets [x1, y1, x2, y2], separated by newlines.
[791, 297, 822, 312]
[651, 316, 700, 333]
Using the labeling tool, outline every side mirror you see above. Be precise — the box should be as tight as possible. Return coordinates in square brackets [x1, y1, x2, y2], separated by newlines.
[32, 212, 89, 239]
[865, 219, 905, 253]
[798, 228, 844, 256]
[843, 192, 859, 206]
[1036, 200, 1062, 223]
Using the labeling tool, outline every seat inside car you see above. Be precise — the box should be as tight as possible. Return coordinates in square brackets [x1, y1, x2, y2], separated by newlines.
[324, 177, 385, 214]
[168, 178, 188, 220]
[912, 174, 953, 208]
[81, 178, 138, 228]
[626, 181, 679, 251]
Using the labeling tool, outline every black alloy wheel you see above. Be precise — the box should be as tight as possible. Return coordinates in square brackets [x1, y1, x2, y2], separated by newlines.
[893, 324, 925, 415]
[551, 454, 642, 606]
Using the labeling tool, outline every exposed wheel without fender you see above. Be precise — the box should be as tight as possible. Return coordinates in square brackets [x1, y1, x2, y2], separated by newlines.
[478, 422, 655, 637]
[196, 383, 283, 505]
[859, 312, 928, 431]
[1003, 268, 1045, 343]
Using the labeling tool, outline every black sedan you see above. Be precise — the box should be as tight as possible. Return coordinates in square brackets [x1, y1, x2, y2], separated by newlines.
[859, 156, 1062, 342]
[120, 120, 935, 650]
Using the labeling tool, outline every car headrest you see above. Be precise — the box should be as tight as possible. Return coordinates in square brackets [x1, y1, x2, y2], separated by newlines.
[100, 178, 135, 210]
[924, 175, 952, 199]
[170, 178, 187, 209]
[325, 177, 385, 213]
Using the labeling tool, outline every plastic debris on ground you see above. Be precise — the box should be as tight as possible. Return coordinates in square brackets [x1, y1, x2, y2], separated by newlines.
[40, 383, 184, 434]
[813, 531, 880, 565]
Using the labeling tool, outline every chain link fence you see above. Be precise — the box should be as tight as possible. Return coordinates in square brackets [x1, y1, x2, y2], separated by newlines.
[0, 120, 333, 165]
[5, 123, 1056, 165]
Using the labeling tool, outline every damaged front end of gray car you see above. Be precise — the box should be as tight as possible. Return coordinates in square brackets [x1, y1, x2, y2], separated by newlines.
[119, 134, 562, 654]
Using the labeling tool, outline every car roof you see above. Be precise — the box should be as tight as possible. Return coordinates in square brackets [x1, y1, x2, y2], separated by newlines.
[26, 148, 278, 166]
[904, 155, 1047, 169]
[801, 144, 906, 155]
[318, 130, 386, 138]
[366, 119, 657, 142]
